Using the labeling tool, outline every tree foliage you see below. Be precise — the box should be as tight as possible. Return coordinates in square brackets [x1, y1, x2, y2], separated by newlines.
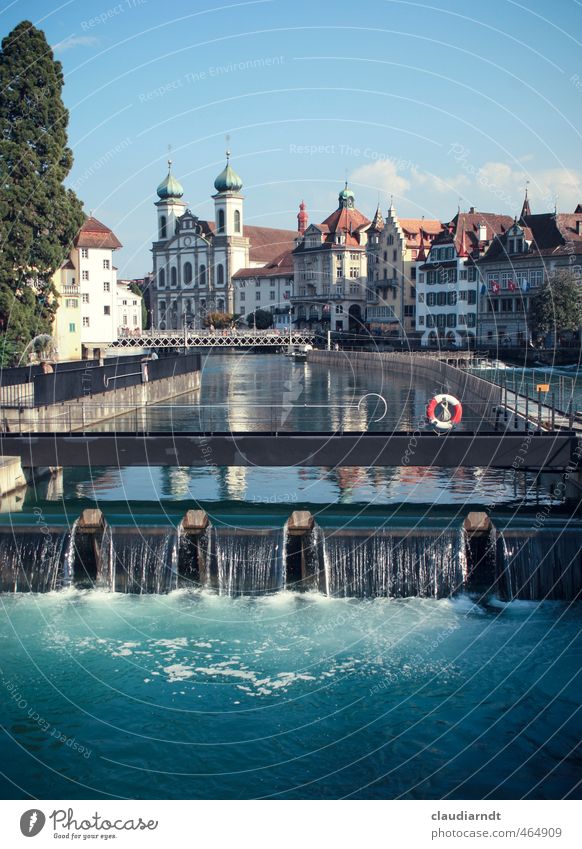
[246, 308, 273, 329]
[0, 21, 84, 363]
[204, 311, 234, 328]
[529, 269, 582, 341]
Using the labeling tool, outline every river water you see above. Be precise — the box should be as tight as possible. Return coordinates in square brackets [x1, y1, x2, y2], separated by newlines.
[0, 353, 580, 800]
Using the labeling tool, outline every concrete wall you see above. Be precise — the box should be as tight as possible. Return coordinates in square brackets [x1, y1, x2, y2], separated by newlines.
[308, 350, 503, 426]
[2, 366, 201, 433]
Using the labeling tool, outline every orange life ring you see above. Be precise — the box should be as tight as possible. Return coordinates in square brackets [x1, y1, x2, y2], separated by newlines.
[426, 393, 463, 431]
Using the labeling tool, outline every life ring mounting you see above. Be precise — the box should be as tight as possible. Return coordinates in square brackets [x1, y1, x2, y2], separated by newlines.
[426, 393, 463, 432]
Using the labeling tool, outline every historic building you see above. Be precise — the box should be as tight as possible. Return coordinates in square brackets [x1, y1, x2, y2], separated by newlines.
[415, 208, 514, 346]
[291, 185, 371, 332]
[232, 250, 294, 330]
[477, 196, 582, 345]
[52, 216, 123, 359]
[116, 280, 143, 337]
[151, 155, 296, 329]
[366, 204, 443, 338]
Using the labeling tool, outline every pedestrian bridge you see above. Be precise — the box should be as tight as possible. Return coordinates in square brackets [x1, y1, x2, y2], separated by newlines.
[111, 330, 317, 349]
[1, 430, 578, 471]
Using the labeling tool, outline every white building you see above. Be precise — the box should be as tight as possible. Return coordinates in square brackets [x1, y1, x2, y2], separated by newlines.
[292, 185, 371, 332]
[415, 209, 513, 346]
[116, 280, 143, 337]
[233, 251, 293, 328]
[52, 216, 123, 359]
[151, 154, 296, 329]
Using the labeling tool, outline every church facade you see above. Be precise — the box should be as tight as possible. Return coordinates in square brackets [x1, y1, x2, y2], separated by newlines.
[151, 155, 296, 329]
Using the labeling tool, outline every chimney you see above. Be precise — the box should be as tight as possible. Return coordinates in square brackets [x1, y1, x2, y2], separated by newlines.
[469, 206, 475, 214]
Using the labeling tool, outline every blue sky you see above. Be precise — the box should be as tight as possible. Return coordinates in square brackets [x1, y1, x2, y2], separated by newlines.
[3, 0, 582, 276]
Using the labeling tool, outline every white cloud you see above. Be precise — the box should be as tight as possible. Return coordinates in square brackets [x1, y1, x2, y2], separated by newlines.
[349, 159, 411, 200]
[53, 35, 99, 53]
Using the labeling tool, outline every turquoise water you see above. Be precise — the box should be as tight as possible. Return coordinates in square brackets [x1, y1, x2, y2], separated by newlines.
[1, 591, 581, 800]
[2, 353, 580, 800]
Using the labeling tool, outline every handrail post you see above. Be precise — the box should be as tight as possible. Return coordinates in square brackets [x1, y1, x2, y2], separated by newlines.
[537, 389, 542, 432]
[551, 393, 555, 431]
[525, 386, 529, 431]
[569, 398, 574, 431]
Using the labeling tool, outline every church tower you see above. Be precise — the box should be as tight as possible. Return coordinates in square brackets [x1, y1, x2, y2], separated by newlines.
[155, 160, 186, 239]
[212, 151, 249, 313]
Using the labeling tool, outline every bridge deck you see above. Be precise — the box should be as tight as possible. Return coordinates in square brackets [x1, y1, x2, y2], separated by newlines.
[111, 331, 316, 349]
[1, 431, 577, 469]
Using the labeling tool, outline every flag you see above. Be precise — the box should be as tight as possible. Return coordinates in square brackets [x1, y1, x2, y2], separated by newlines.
[508, 280, 517, 292]
[283, 292, 289, 299]
[480, 283, 487, 295]
[490, 281, 500, 294]
[521, 279, 528, 292]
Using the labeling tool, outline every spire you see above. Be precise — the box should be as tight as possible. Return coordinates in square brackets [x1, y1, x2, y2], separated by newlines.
[214, 150, 243, 193]
[370, 203, 384, 232]
[519, 182, 531, 221]
[297, 199, 308, 234]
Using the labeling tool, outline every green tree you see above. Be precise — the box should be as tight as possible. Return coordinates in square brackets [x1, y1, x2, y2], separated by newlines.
[529, 270, 582, 343]
[0, 21, 84, 363]
[246, 308, 273, 329]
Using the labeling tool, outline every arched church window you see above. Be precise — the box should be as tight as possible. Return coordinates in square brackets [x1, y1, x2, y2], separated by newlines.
[234, 210, 241, 233]
[171, 267, 177, 287]
[199, 264, 207, 287]
[183, 262, 192, 284]
[217, 264, 224, 286]
[218, 209, 225, 233]
[158, 268, 165, 288]
[160, 216, 167, 239]
[218, 299, 225, 311]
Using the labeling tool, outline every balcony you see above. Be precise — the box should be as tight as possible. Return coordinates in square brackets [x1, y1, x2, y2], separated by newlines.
[61, 284, 79, 295]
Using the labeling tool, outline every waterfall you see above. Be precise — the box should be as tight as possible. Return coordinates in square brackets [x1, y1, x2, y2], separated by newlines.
[0, 531, 70, 592]
[210, 527, 287, 595]
[96, 524, 114, 591]
[101, 528, 180, 593]
[62, 519, 79, 589]
[496, 530, 582, 601]
[321, 529, 468, 598]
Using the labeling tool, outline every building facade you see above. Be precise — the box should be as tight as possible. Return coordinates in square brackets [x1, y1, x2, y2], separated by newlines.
[477, 201, 582, 345]
[415, 209, 514, 346]
[151, 156, 296, 329]
[367, 204, 442, 338]
[233, 251, 294, 329]
[292, 185, 371, 332]
[116, 280, 144, 337]
[52, 216, 123, 359]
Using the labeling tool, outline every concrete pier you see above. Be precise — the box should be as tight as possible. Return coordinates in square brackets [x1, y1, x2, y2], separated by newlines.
[0, 456, 27, 497]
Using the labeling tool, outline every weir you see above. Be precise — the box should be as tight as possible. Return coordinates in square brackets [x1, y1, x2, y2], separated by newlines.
[0, 508, 579, 600]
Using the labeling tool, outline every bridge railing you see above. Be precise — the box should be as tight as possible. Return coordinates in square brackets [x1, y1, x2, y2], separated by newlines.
[2, 398, 561, 435]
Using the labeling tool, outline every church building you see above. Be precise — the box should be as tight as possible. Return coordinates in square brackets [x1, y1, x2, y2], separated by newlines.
[151, 154, 296, 329]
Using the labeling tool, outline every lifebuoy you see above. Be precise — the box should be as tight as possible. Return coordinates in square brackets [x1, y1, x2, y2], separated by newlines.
[426, 393, 463, 432]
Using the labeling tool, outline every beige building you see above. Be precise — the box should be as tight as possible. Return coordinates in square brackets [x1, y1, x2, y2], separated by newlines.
[366, 203, 443, 338]
[52, 259, 82, 361]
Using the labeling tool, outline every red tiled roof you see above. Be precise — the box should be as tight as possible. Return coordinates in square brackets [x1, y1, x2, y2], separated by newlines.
[479, 212, 582, 263]
[196, 220, 296, 264]
[319, 205, 371, 247]
[74, 216, 122, 250]
[244, 225, 297, 263]
[233, 250, 294, 279]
